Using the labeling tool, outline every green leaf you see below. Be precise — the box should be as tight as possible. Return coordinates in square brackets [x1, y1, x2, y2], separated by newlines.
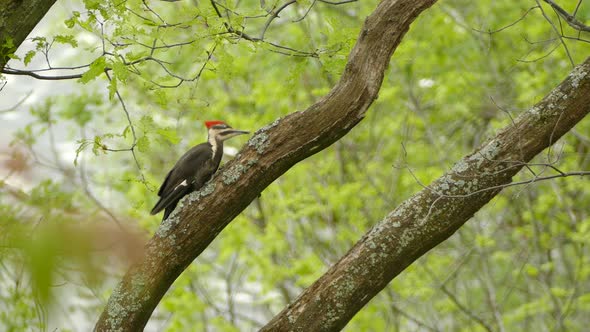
[23, 50, 36, 65]
[32, 36, 47, 51]
[137, 135, 150, 152]
[74, 139, 92, 166]
[157, 128, 181, 144]
[154, 90, 167, 108]
[112, 60, 129, 82]
[64, 17, 76, 28]
[139, 115, 155, 129]
[92, 135, 104, 155]
[53, 35, 78, 48]
[83, 0, 101, 10]
[121, 125, 131, 138]
[64, 11, 80, 28]
[79, 57, 106, 83]
[59, 96, 93, 126]
[2, 37, 14, 48]
[108, 77, 118, 100]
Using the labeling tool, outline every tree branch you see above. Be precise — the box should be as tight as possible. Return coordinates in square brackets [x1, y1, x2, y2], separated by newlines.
[261, 57, 590, 330]
[1, 67, 83, 80]
[94, 0, 438, 330]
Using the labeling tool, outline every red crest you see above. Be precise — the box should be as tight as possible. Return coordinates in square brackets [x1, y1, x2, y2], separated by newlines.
[204, 120, 226, 129]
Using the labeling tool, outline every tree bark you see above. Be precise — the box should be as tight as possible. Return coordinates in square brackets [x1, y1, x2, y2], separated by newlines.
[0, 0, 57, 69]
[261, 58, 590, 331]
[95, 0, 438, 330]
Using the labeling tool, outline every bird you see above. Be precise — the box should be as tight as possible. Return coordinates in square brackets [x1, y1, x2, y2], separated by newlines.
[150, 120, 249, 220]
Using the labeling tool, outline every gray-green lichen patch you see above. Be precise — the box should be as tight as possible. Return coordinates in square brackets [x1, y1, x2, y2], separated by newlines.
[248, 132, 270, 154]
[544, 89, 569, 116]
[197, 182, 216, 198]
[468, 139, 501, 168]
[222, 163, 250, 184]
[452, 159, 470, 173]
[183, 182, 217, 212]
[155, 216, 176, 238]
[569, 63, 588, 88]
[436, 174, 472, 196]
[322, 276, 357, 326]
[260, 118, 281, 131]
[398, 228, 416, 249]
[324, 307, 340, 325]
[155, 182, 217, 237]
[365, 218, 390, 245]
[439, 177, 450, 192]
[529, 105, 541, 117]
[105, 282, 128, 330]
[387, 194, 422, 220]
[131, 274, 146, 300]
[246, 158, 258, 167]
[247, 118, 281, 154]
[103, 273, 146, 321]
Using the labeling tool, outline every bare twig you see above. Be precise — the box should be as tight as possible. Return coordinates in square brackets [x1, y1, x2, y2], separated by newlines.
[317, 0, 357, 4]
[293, 0, 318, 23]
[260, 0, 297, 39]
[78, 128, 126, 230]
[543, 0, 590, 32]
[535, 0, 575, 67]
[423, 262, 494, 332]
[0, 90, 32, 113]
[103, 70, 148, 188]
[473, 6, 539, 34]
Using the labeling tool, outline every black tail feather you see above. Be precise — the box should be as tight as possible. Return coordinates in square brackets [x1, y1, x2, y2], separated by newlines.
[150, 184, 192, 219]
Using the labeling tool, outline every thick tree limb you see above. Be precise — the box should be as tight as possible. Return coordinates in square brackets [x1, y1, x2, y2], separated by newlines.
[95, 0, 438, 330]
[0, 0, 57, 69]
[261, 58, 590, 331]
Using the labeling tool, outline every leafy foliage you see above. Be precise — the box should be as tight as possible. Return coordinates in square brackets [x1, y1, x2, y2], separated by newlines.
[1, 0, 590, 330]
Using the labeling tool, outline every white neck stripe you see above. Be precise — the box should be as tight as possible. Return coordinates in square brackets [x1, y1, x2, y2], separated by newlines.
[209, 135, 218, 159]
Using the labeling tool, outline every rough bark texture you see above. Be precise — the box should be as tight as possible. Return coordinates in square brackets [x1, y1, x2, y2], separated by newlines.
[260, 59, 590, 331]
[95, 0, 438, 330]
[0, 0, 57, 69]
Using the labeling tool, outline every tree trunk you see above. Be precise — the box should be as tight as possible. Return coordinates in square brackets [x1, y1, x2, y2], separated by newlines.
[0, 0, 57, 69]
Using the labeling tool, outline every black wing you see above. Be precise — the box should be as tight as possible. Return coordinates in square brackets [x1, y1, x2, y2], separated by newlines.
[150, 143, 213, 216]
[150, 179, 192, 217]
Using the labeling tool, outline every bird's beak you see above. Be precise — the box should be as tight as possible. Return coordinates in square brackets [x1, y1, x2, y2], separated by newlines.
[222, 129, 250, 141]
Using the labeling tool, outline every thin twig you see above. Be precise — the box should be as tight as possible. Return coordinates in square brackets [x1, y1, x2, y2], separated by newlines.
[104, 70, 148, 188]
[473, 6, 539, 34]
[260, 0, 297, 39]
[543, 0, 590, 32]
[535, 0, 575, 67]
[0, 91, 32, 113]
[79, 129, 126, 230]
[293, 0, 318, 23]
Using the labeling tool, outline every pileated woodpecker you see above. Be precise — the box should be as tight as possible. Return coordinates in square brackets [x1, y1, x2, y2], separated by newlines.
[150, 120, 249, 220]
